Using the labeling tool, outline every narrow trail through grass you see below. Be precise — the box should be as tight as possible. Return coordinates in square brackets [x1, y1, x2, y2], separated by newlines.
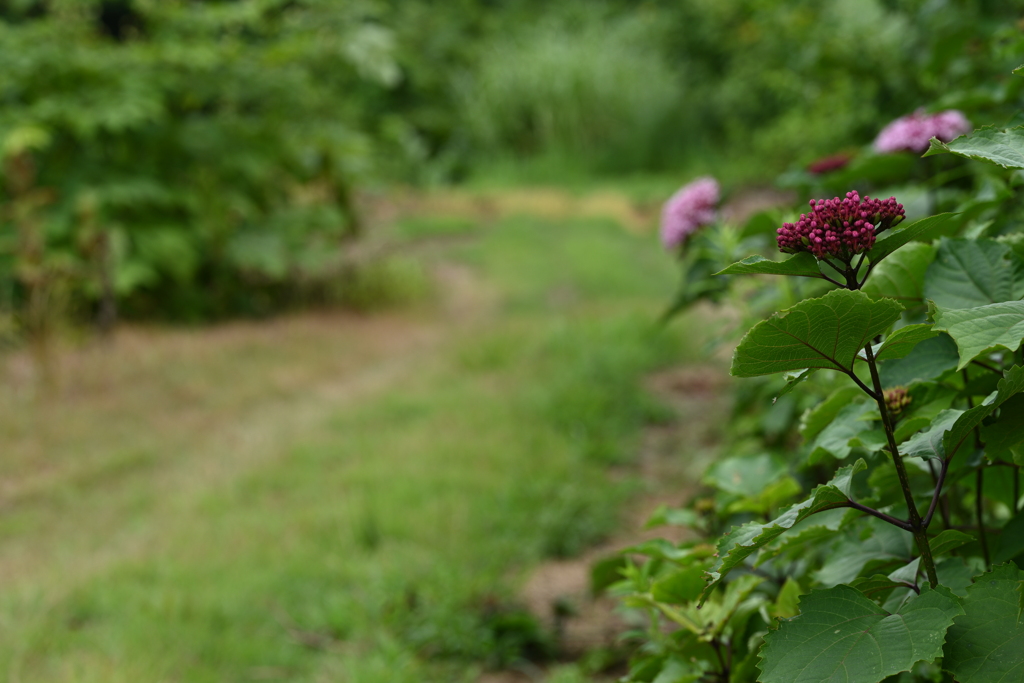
[0, 190, 719, 682]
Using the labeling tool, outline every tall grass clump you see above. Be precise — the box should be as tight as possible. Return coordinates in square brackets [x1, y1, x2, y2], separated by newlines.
[460, 10, 684, 175]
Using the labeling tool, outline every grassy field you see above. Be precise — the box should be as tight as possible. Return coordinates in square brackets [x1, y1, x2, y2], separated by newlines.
[0, 194, 705, 682]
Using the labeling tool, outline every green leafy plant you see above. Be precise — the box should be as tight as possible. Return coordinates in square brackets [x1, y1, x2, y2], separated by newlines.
[616, 113, 1024, 682]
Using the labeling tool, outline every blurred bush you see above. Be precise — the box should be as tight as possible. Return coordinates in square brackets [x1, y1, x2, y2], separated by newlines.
[460, 8, 684, 174]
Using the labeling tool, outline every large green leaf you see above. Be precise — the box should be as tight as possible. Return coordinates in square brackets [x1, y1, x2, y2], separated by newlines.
[732, 290, 903, 377]
[943, 563, 1024, 682]
[863, 242, 936, 303]
[925, 125, 1024, 169]
[700, 460, 864, 604]
[759, 585, 963, 683]
[715, 252, 824, 278]
[923, 238, 1024, 310]
[866, 213, 958, 265]
[878, 334, 959, 387]
[943, 365, 1024, 459]
[933, 301, 1024, 370]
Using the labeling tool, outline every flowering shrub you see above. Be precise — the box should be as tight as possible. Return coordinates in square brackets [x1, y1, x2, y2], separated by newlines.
[616, 118, 1024, 683]
[660, 177, 720, 250]
[873, 109, 971, 154]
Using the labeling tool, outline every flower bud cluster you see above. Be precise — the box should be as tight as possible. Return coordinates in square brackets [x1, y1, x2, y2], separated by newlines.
[777, 191, 905, 260]
[874, 109, 971, 154]
[884, 386, 912, 416]
[660, 177, 719, 250]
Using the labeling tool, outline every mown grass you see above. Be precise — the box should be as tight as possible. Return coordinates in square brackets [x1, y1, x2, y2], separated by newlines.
[0, 205, 698, 681]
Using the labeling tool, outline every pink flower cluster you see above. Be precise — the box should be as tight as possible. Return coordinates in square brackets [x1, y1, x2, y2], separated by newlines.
[660, 177, 719, 250]
[777, 191, 905, 260]
[873, 109, 971, 154]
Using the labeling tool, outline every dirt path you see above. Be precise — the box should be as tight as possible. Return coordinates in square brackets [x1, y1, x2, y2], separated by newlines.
[0, 184, 757, 681]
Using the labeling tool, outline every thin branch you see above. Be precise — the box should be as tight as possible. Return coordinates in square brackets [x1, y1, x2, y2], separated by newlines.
[853, 252, 868, 281]
[845, 500, 913, 531]
[971, 359, 1004, 376]
[819, 258, 846, 278]
[864, 342, 938, 587]
[977, 467, 991, 569]
[923, 458, 950, 529]
[963, 371, 990, 569]
[819, 273, 846, 288]
[844, 368, 881, 401]
[1015, 467, 1020, 515]
[860, 259, 880, 286]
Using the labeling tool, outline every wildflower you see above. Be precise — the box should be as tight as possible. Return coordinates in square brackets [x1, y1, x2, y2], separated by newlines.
[873, 109, 971, 154]
[884, 386, 911, 416]
[660, 177, 719, 250]
[777, 191, 905, 261]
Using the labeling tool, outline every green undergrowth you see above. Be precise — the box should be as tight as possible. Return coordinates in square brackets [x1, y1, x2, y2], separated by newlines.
[0, 209, 702, 681]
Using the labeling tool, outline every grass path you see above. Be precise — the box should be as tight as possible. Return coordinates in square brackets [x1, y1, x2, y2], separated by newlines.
[0, 194, 715, 682]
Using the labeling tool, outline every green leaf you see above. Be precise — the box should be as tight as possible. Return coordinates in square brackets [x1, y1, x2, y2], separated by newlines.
[863, 242, 936, 303]
[925, 125, 1024, 169]
[928, 529, 974, 556]
[851, 574, 908, 597]
[740, 210, 781, 239]
[874, 324, 938, 362]
[894, 415, 933, 443]
[755, 509, 849, 566]
[800, 386, 863, 441]
[944, 365, 1024, 459]
[807, 401, 876, 463]
[715, 252, 824, 278]
[982, 394, 1024, 461]
[700, 460, 865, 604]
[933, 301, 1024, 370]
[759, 585, 963, 683]
[652, 565, 707, 605]
[731, 290, 903, 378]
[943, 563, 1024, 682]
[704, 453, 787, 498]
[924, 238, 1024, 310]
[992, 510, 1024, 564]
[867, 213, 958, 265]
[775, 368, 815, 401]
[900, 408, 964, 461]
[645, 505, 700, 530]
[773, 578, 803, 620]
[815, 519, 913, 587]
[879, 333, 960, 387]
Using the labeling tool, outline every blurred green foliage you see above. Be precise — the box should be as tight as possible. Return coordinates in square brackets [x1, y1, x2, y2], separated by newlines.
[3, 0, 1023, 326]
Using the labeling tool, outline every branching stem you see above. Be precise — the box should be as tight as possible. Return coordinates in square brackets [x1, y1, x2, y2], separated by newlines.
[923, 458, 950, 529]
[977, 467, 991, 569]
[845, 500, 913, 531]
[862, 343, 939, 587]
